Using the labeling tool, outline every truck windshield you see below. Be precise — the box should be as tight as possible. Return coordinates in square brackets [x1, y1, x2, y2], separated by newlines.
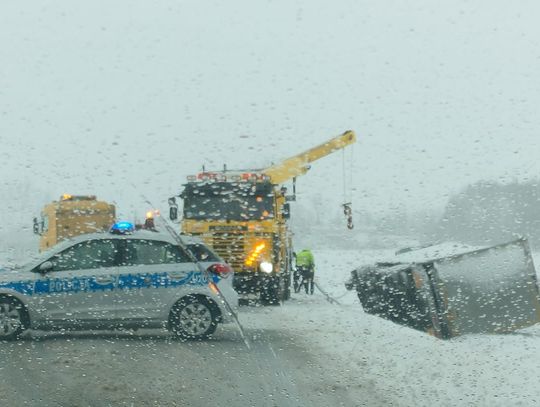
[182, 182, 274, 221]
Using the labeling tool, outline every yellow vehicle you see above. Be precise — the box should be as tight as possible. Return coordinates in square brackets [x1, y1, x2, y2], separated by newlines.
[168, 130, 357, 303]
[33, 194, 116, 251]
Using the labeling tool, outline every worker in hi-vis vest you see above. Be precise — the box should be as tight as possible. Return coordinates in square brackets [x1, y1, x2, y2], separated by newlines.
[295, 249, 315, 295]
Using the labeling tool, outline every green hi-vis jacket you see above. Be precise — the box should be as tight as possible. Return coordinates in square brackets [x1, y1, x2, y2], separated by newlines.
[296, 250, 315, 268]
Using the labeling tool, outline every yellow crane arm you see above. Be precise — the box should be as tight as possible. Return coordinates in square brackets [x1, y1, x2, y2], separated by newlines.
[262, 130, 357, 184]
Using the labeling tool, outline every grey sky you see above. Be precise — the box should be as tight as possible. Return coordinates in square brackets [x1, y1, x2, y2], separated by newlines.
[1, 0, 539, 227]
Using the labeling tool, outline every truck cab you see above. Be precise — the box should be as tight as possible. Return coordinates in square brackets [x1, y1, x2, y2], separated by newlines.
[172, 174, 293, 304]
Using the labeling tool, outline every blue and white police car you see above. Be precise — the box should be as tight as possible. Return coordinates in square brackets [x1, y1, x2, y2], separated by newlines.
[0, 222, 238, 340]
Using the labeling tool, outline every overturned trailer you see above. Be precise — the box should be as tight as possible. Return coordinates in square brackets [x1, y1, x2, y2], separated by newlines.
[345, 238, 540, 339]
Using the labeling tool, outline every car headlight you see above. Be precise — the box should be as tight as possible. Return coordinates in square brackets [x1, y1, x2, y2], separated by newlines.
[260, 262, 273, 273]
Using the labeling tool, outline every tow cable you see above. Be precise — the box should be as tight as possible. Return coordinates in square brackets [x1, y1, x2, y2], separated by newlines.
[300, 278, 345, 305]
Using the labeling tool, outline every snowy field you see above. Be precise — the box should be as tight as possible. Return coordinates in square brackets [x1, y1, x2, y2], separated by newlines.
[239, 247, 540, 406]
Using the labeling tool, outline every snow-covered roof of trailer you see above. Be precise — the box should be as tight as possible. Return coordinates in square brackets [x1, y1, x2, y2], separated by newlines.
[391, 241, 482, 264]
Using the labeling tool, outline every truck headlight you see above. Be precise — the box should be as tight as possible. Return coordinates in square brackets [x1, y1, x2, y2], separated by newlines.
[260, 262, 273, 273]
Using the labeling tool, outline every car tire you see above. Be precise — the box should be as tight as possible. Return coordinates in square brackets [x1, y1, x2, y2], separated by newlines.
[168, 296, 218, 340]
[0, 297, 26, 341]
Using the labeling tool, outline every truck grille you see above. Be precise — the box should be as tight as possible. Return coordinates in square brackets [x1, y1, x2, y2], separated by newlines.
[212, 232, 245, 271]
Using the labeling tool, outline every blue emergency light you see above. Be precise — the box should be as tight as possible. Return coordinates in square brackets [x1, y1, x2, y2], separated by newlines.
[110, 221, 135, 234]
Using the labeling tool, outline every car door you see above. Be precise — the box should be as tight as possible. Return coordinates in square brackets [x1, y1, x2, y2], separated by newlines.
[115, 238, 198, 324]
[32, 239, 120, 326]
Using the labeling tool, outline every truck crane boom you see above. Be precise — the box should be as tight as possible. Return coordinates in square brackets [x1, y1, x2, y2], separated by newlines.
[173, 129, 357, 304]
[262, 130, 357, 184]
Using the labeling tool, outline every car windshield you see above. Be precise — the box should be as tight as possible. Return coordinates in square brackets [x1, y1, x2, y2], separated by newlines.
[2, 1, 540, 406]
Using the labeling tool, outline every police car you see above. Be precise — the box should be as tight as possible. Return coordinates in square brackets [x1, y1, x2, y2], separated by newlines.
[0, 222, 238, 341]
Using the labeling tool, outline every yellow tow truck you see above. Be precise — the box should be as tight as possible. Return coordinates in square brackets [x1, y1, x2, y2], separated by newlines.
[168, 130, 357, 303]
[33, 194, 116, 251]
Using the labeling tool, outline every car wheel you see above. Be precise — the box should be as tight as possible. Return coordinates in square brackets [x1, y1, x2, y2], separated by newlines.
[169, 296, 218, 340]
[0, 297, 26, 341]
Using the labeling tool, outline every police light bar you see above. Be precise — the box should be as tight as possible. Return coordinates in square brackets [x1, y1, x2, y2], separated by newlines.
[110, 221, 135, 234]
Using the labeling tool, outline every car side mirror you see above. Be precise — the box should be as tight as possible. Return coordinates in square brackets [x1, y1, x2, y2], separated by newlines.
[282, 203, 290, 219]
[39, 261, 53, 273]
[33, 217, 40, 235]
[168, 197, 179, 221]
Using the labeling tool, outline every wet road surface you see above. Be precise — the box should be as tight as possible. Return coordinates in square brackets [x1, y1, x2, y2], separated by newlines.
[0, 324, 360, 407]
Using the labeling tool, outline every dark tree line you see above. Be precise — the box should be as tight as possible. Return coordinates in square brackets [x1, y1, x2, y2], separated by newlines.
[439, 180, 540, 244]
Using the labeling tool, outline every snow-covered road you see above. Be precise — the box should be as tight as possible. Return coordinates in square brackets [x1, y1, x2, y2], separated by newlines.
[0, 319, 365, 406]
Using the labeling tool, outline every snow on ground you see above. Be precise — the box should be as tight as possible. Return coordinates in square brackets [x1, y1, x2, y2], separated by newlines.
[240, 247, 540, 406]
[3, 231, 540, 405]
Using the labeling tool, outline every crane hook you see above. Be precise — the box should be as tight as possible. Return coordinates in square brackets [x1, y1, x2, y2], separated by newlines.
[342, 203, 354, 230]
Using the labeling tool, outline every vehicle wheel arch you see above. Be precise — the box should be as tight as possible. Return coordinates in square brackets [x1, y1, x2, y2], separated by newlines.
[0, 293, 30, 329]
[0, 293, 31, 329]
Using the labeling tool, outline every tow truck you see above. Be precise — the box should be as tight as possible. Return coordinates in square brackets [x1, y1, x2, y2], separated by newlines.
[168, 130, 357, 303]
[33, 194, 116, 251]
